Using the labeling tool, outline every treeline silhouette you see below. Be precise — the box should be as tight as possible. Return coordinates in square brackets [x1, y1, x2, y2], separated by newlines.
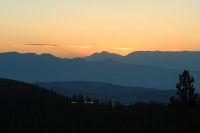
[0, 70, 199, 133]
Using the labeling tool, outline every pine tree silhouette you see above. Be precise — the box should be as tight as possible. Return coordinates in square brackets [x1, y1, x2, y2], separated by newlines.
[169, 70, 200, 133]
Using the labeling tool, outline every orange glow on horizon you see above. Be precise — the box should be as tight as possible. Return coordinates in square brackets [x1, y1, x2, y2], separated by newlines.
[1, 42, 200, 59]
[1, 0, 200, 58]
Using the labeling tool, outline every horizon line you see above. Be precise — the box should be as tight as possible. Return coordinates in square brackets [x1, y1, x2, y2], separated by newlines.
[1, 50, 200, 59]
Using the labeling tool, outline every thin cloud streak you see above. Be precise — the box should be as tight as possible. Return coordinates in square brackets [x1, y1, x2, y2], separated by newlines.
[67, 46, 92, 48]
[115, 48, 132, 50]
[24, 44, 59, 47]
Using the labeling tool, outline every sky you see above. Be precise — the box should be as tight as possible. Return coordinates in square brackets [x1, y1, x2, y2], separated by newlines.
[1, 0, 200, 58]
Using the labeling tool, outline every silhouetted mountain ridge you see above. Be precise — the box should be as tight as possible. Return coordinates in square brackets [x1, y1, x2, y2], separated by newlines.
[85, 51, 200, 71]
[1, 52, 200, 91]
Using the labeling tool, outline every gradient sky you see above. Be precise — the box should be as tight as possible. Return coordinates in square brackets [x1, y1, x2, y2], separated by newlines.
[1, 0, 200, 58]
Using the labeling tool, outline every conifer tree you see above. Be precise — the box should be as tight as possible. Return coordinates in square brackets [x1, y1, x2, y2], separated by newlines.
[169, 70, 200, 133]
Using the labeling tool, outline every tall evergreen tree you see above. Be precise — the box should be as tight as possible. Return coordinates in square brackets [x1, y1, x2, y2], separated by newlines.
[169, 70, 200, 133]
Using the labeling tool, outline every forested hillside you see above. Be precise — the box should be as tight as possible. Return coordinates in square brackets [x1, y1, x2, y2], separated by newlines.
[0, 76, 199, 133]
[0, 78, 174, 133]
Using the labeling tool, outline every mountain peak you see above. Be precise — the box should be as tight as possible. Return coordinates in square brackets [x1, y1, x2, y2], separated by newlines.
[85, 51, 122, 61]
[100, 51, 111, 54]
[39, 53, 58, 58]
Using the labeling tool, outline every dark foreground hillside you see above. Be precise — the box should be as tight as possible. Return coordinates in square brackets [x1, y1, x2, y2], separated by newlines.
[0, 78, 70, 133]
[0, 78, 175, 133]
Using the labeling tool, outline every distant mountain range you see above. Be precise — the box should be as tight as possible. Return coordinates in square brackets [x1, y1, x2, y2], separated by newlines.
[85, 51, 200, 71]
[1, 51, 200, 91]
[37, 81, 176, 104]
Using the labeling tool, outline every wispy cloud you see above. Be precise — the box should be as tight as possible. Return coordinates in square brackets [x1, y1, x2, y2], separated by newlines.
[24, 44, 59, 47]
[115, 48, 132, 50]
[67, 45, 93, 49]
[24, 44, 94, 49]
